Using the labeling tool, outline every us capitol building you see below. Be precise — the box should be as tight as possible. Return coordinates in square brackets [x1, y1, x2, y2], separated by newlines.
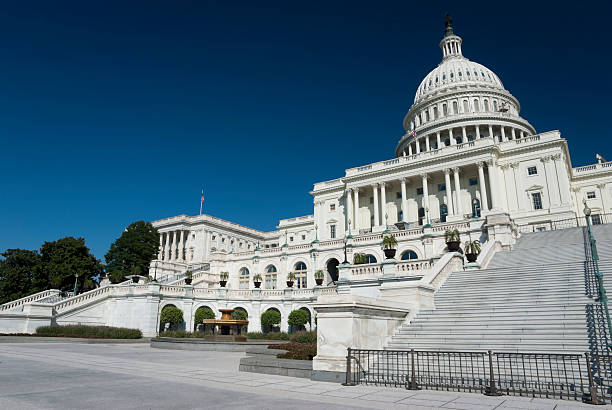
[2, 18, 611, 378]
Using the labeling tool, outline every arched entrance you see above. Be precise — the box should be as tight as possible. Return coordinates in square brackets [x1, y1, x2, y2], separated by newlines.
[472, 198, 481, 218]
[326, 258, 339, 283]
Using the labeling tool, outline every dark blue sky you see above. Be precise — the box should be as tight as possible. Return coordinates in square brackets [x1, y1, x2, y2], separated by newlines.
[1, 1, 610, 260]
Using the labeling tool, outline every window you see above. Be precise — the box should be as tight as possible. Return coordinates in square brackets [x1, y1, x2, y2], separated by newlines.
[330, 204, 336, 211]
[418, 207, 425, 225]
[527, 166, 538, 175]
[469, 177, 478, 186]
[330, 224, 336, 239]
[301, 235, 306, 240]
[369, 197, 373, 204]
[484, 100, 489, 112]
[398, 210, 403, 221]
[239, 267, 250, 289]
[532, 192, 543, 210]
[443, 104, 448, 116]
[289, 236, 294, 242]
[440, 203, 448, 222]
[434, 106, 439, 119]
[294, 262, 307, 289]
[401, 250, 418, 260]
[396, 192, 401, 199]
[417, 187, 423, 195]
[592, 214, 602, 225]
[493, 100, 498, 111]
[472, 198, 481, 218]
[221, 238, 225, 243]
[365, 254, 377, 264]
[463, 100, 469, 113]
[265, 265, 277, 289]
[438, 184, 446, 192]
[587, 192, 596, 199]
[453, 101, 458, 114]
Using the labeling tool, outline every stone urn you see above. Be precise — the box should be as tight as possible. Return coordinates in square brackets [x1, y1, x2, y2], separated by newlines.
[383, 248, 397, 259]
[446, 241, 461, 252]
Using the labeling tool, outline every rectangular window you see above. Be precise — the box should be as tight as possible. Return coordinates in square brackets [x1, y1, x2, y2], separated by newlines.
[301, 235, 306, 240]
[289, 236, 294, 242]
[527, 166, 537, 175]
[469, 177, 478, 186]
[587, 191, 596, 199]
[592, 214, 602, 225]
[532, 192, 543, 210]
[330, 204, 336, 211]
[438, 184, 446, 192]
[396, 192, 401, 199]
[369, 197, 373, 204]
[417, 187, 423, 195]
[330, 224, 336, 239]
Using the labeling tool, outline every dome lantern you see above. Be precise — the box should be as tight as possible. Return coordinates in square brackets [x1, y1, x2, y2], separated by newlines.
[440, 14, 463, 59]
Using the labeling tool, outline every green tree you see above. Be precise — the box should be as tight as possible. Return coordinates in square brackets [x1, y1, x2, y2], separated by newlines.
[0, 249, 45, 304]
[194, 306, 215, 324]
[261, 310, 281, 327]
[105, 221, 159, 283]
[40, 237, 102, 293]
[231, 309, 248, 321]
[160, 306, 184, 331]
[288, 309, 309, 327]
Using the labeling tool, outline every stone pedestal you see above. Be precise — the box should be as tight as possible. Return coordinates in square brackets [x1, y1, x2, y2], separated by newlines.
[485, 212, 516, 248]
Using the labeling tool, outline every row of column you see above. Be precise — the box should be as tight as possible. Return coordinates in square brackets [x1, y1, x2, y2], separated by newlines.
[346, 161, 500, 231]
[159, 230, 188, 261]
[402, 124, 527, 157]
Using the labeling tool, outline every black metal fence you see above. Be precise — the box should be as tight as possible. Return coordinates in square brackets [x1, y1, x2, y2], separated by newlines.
[517, 213, 612, 233]
[345, 348, 612, 404]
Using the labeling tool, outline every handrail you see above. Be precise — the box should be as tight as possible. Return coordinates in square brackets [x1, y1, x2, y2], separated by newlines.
[0, 289, 61, 311]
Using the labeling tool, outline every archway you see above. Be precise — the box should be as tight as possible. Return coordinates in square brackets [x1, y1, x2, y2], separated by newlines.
[159, 304, 184, 332]
[261, 307, 281, 333]
[193, 305, 215, 332]
[300, 307, 312, 331]
[326, 258, 339, 283]
[472, 198, 481, 218]
[401, 250, 418, 260]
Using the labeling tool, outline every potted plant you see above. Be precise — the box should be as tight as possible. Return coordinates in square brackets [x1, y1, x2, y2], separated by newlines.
[314, 270, 324, 286]
[353, 253, 367, 265]
[444, 229, 461, 252]
[286, 272, 296, 288]
[219, 272, 229, 287]
[131, 266, 141, 283]
[382, 234, 398, 259]
[184, 270, 193, 285]
[253, 274, 262, 288]
[464, 240, 481, 263]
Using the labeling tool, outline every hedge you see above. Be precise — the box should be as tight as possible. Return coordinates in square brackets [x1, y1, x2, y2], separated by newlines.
[36, 325, 142, 339]
[290, 330, 317, 344]
[287, 309, 309, 326]
[159, 330, 205, 338]
[269, 342, 317, 360]
[246, 331, 290, 340]
[260, 310, 281, 326]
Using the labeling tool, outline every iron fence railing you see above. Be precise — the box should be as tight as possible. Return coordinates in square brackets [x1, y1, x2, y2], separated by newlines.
[517, 213, 612, 233]
[345, 348, 612, 404]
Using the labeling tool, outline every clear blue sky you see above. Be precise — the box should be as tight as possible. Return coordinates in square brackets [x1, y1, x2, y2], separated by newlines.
[1, 1, 610, 260]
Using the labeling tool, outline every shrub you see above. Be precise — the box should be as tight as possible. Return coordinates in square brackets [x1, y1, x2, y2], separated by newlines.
[444, 229, 460, 242]
[36, 325, 142, 339]
[288, 309, 309, 327]
[159, 330, 204, 338]
[253, 274, 262, 282]
[465, 240, 481, 254]
[269, 342, 317, 360]
[353, 253, 367, 264]
[231, 309, 247, 321]
[287, 272, 296, 281]
[382, 234, 398, 249]
[290, 330, 317, 344]
[261, 310, 281, 326]
[246, 331, 290, 340]
[314, 270, 324, 279]
[194, 307, 215, 325]
[160, 306, 184, 325]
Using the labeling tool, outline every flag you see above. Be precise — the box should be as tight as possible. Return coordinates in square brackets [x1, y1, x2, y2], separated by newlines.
[410, 128, 417, 140]
[200, 190, 204, 215]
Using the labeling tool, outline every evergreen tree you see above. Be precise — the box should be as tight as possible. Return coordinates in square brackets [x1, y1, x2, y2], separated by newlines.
[0, 249, 45, 304]
[40, 237, 102, 293]
[105, 221, 159, 283]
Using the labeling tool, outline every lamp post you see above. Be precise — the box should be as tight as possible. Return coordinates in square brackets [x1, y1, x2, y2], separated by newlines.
[153, 261, 158, 282]
[347, 219, 352, 239]
[584, 199, 612, 348]
[342, 235, 349, 264]
[73, 274, 78, 296]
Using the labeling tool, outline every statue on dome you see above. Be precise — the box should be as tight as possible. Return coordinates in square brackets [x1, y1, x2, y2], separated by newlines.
[445, 14, 453, 28]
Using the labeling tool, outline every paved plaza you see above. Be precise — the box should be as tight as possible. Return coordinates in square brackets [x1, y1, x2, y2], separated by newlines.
[0, 342, 606, 409]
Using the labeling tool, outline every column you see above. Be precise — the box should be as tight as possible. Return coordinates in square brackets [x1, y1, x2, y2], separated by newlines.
[372, 184, 380, 227]
[453, 167, 463, 217]
[380, 182, 387, 225]
[171, 231, 177, 260]
[511, 128, 516, 140]
[462, 126, 467, 143]
[415, 139, 421, 154]
[444, 169, 454, 215]
[501, 126, 507, 142]
[488, 124, 493, 139]
[475, 125, 480, 139]
[425, 135, 430, 151]
[449, 128, 455, 145]
[353, 188, 360, 231]
[487, 160, 499, 209]
[163, 233, 170, 260]
[477, 162, 489, 211]
[552, 153, 571, 206]
[421, 174, 430, 224]
[400, 178, 408, 222]
[541, 156, 558, 207]
[408, 144, 413, 155]
[346, 189, 353, 233]
[158, 234, 163, 260]
[520, 131, 525, 139]
[436, 132, 441, 148]
[512, 164, 525, 211]
[179, 230, 185, 261]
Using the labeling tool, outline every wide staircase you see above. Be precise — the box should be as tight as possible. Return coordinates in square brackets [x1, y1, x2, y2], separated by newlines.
[386, 224, 612, 353]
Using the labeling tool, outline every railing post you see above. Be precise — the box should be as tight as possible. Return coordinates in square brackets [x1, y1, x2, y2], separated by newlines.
[343, 347, 355, 386]
[485, 350, 501, 396]
[584, 353, 603, 405]
[407, 349, 421, 390]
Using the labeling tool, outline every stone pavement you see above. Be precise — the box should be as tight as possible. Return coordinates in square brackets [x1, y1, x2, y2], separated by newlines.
[0, 342, 606, 409]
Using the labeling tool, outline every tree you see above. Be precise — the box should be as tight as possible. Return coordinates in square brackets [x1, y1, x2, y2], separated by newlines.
[160, 306, 184, 331]
[194, 306, 215, 324]
[288, 309, 309, 327]
[105, 221, 159, 284]
[231, 309, 247, 321]
[0, 249, 45, 304]
[261, 309, 281, 333]
[40, 237, 102, 293]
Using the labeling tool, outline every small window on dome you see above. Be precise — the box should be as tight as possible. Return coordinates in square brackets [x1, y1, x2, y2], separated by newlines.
[467, 71, 470, 76]
[435, 77, 439, 83]
[450, 72, 454, 78]
[458, 71, 462, 77]
[442, 74, 446, 81]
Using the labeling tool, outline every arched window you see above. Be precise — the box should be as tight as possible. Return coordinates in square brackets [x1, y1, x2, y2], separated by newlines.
[443, 104, 448, 116]
[265, 265, 277, 289]
[440, 203, 448, 223]
[452, 101, 458, 115]
[401, 250, 419, 260]
[473, 99, 479, 112]
[239, 267, 250, 289]
[294, 262, 307, 289]
[433, 106, 439, 119]
[493, 100, 498, 111]
[365, 254, 377, 264]
[472, 198, 481, 218]
[484, 100, 489, 111]
[425, 111, 430, 122]
[463, 100, 469, 113]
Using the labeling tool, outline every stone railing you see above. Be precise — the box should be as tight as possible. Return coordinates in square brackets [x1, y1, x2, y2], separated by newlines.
[0, 289, 61, 311]
[260, 290, 285, 297]
[54, 286, 113, 313]
[159, 285, 186, 296]
[421, 252, 465, 290]
[349, 263, 382, 276]
[573, 161, 612, 175]
[396, 259, 433, 273]
[193, 288, 216, 297]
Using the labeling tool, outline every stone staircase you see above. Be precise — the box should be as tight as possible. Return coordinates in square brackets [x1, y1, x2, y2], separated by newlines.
[386, 225, 612, 353]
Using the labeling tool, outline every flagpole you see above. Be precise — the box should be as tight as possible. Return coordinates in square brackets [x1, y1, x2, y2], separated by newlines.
[200, 189, 204, 215]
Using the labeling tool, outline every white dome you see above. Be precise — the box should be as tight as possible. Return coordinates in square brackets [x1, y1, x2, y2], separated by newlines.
[414, 57, 504, 104]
